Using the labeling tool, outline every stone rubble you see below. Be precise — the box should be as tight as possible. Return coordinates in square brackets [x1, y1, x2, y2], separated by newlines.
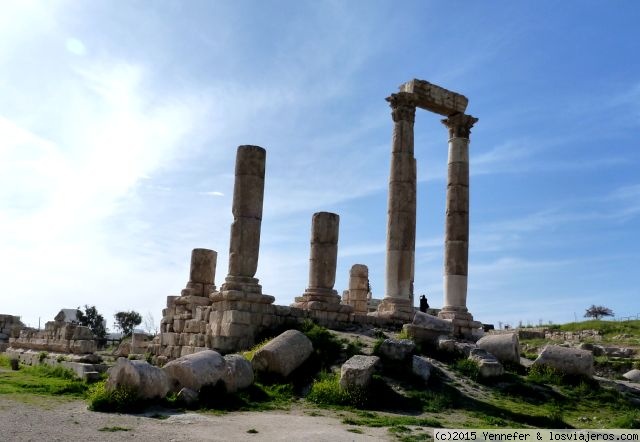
[252, 329, 313, 378]
[340, 355, 380, 390]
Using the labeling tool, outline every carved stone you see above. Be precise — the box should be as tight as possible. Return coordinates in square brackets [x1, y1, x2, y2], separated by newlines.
[344, 264, 369, 314]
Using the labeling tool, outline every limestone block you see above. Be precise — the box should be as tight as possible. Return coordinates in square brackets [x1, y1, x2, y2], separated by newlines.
[189, 248, 217, 285]
[378, 338, 415, 361]
[161, 332, 178, 347]
[163, 349, 226, 392]
[444, 240, 468, 276]
[399, 79, 469, 116]
[177, 387, 199, 406]
[469, 349, 504, 378]
[622, 369, 640, 383]
[340, 355, 380, 390]
[228, 217, 262, 278]
[70, 340, 96, 354]
[167, 296, 179, 308]
[445, 212, 469, 243]
[476, 333, 520, 364]
[221, 354, 254, 393]
[173, 319, 184, 333]
[221, 322, 251, 338]
[222, 310, 252, 325]
[447, 163, 469, 187]
[106, 357, 169, 400]
[532, 345, 593, 377]
[412, 355, 433, 383]
[252, 330, 313, 377]
[413, 312, 453, 332]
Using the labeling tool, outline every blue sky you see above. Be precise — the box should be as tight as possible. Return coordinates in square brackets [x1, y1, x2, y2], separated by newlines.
[1, 1, 638, 331]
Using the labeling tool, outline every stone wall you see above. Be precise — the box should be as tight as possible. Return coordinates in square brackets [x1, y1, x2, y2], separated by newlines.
[9, 320, 96, 354]
[0, 314, 24, 352]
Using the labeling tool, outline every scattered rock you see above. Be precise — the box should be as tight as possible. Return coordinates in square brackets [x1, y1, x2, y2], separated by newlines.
[412, 355, 433, 383]
[403, 312, 453, 345]
[340, 355, 379, 390]
[532, 345, 593, 377]
[469, 348, 504, 378]
[177, 387, 199, 406]
[622, 369, 640, 383]
[252, 330, 313, 377]
[221, 354, 254, 393]
[106, 357, 169, 399]
[162, 349, 226, 392]
[476, 332, 520, 364]
[438, 337, 476, 357]
[378, 338, 415, 361]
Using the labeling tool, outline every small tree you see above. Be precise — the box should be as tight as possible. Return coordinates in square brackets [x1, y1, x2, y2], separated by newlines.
[76, 305, 107, 342]
[142, 311, 158, 336]
[584, 305, 614, 320]
[114, 311, 142, 337]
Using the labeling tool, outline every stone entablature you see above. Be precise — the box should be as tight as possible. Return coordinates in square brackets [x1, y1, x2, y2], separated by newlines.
[399, 79, 468, 116]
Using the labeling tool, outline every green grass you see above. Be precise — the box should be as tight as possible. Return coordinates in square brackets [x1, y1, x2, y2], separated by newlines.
[98, 426, 131, 432]
[0, 356, 88, 397]
[342, 410, 441, 428]
[307, 371, 366, 408]
[453, 358, 480, 381]
[87, 380, 147, 413]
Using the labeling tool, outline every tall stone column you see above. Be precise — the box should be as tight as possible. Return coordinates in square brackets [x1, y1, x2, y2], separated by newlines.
[438, 113, 478, 324]
[221, 145, 266, 294]
[210, 145, 275, 353]
[375, 92, 418, 320]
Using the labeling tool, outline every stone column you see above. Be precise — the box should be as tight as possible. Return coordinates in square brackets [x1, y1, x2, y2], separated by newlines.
[346, 264, 369, 314]
[294, 212, 344, 307]
[182, 248, 217, 297]
[438, 113, 478, 323]
[221, 145, 266, 294]
[376, 92, 417, 320]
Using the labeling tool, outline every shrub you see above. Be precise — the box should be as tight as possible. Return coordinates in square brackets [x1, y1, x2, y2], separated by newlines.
[300, 321, 343, 369]
[454, 359, 480, 380]
[87, 380, 146, 413]
[307, 372, 366, 408]
[38, 351, 48, 363]
[527, 364, 564, 385]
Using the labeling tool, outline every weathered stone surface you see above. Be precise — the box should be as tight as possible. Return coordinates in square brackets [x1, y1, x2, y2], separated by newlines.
[252, 330, 313, 377]
[437, 337, 476, 357]
[221, 354, 254, 393]
[622, 369, 640, 383]
[162, 349, 226, 392]
[177, 387, 199, 406]
[106, 358, 169, 399]
[378, 338, 415, 361]
[476, 333, 520, 364]
[413, 312, 453, 332]
[340, 355, 379, 390]
[399, 79, 469, 116]
[412, 355, 433, 383]
[469, 348, 504, 378]
[345, 264, 369, 314]
[532, 345, 593, 377]
[189, 248, 217, 286]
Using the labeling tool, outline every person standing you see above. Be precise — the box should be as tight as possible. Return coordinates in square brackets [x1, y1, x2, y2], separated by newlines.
[419, 295, 429, 313]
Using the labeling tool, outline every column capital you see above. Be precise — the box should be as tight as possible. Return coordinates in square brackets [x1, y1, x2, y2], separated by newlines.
[441, 113, 478, 139]
[386, 92, 417, 123]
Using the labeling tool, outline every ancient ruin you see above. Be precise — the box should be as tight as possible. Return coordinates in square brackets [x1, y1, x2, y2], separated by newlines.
[372, 79, 482, 338]
[342, 264, 370, 314]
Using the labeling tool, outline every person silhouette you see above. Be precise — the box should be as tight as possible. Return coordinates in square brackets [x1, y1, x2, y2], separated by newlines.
[419, 295, 429, 313]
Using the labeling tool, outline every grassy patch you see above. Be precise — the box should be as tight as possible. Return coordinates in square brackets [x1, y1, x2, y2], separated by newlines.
[453, 359, 480, 381]
[0, 360, 87, 397]
[87, 380, 147, 413]
[98, 426, 132, 432]
[342, 410, 441, 428]
[307, 371, 366, 408]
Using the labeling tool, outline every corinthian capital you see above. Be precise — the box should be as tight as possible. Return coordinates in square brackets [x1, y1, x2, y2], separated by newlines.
[441, 113, 478, 139]
[386, 92, 417, 123]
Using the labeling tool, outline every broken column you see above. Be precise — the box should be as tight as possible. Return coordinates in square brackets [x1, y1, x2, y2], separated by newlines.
[209, 145, 275, 352]
[345, 264, 369, 314]
[293, 212, 352, 321]
[154, 248, 217, 361]
[437, 113, 482, 338]
[375, 92, 418, 320]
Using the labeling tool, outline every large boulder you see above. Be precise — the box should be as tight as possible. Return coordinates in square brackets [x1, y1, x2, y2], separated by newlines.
[221, 354, 254, 393]
[412, 355, 433, 383]
[476, 333, 520, 364]
[437, 337, 476, 357]
[162, 349, 226, 392]
[623, 369, 640, 383]
[469, 348, 504, 378]
[106, 358, 169, 399]
[404, 312, 453, 345]
[252, 330, 313, 377]
[378, 338, 415, 361]
[339, 355, 379, 390]
[532, 345, 593, 377]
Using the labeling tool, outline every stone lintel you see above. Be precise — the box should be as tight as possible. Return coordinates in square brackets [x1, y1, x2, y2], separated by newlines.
[399, 79, 468, 116]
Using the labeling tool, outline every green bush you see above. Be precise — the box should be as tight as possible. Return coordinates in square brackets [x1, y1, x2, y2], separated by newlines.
[527, 364, 564, 385]
[38, 351, 48, 363]
[454, 359, 480, 380]
[307, 372, 366, 407]
[87, 380, 146, 413]
[300, 321, 343, 369]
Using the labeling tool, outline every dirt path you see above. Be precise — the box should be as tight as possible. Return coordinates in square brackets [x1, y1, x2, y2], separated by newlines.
[0, 396, 392, 441]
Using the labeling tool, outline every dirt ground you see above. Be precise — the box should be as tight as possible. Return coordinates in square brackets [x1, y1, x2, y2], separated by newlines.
[0, 396, 392, 441]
